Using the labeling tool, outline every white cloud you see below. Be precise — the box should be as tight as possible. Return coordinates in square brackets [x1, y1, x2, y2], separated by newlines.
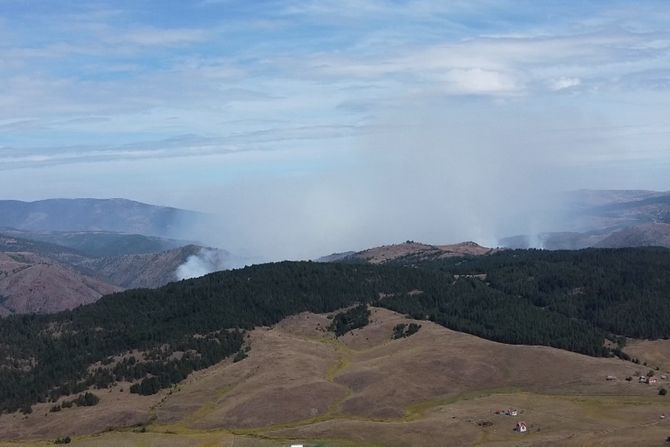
[549, 77, 581, 91]
[442, 68, 522, 94]
[111, 27, 210, 46]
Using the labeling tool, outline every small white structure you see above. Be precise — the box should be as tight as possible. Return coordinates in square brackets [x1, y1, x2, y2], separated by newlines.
[639, 376, 648, 384]
[290, 445, 304, 447]
[661, 374, 667, 380]
[606, 375, 616, 381]
[649, 377, 658, 384]
[516, 421, 527, 433]
[510, 409, 518, 416]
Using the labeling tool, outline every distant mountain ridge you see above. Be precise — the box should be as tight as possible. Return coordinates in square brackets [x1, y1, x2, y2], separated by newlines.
[0, 198, 205, 238]
[0, 228, 189, 258]
[501, 189, 670, 250]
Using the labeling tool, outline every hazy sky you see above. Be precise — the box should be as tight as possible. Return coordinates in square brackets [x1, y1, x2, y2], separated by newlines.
[2, 1, 670, 259]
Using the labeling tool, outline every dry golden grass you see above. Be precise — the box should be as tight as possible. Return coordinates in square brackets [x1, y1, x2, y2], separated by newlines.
[625, 338, 670, 372]
[0, 381, 160, 441]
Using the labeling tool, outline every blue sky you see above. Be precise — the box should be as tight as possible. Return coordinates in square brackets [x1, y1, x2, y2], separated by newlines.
[1, 1, 670, 257]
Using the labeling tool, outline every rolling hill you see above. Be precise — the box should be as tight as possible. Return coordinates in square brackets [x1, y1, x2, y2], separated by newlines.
[0, 308, 668, 446]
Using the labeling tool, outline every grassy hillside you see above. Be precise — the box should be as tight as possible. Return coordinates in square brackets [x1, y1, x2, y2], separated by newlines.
[1, 248, 669, 414]
[1, 308, 667, 446]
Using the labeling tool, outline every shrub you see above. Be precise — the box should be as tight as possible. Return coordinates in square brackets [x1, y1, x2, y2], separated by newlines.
[329, 305, 370, 336]
[233, 350, 248, 363]
[392, 323, 422, 339]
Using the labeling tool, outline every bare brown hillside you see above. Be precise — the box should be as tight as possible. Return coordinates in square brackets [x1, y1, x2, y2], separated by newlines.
[72, 245, 203, 289]
[0, 252, 120, 315]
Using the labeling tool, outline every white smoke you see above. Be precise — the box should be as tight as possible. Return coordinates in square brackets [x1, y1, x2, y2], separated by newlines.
[175, 248, 230, 280]
[155, 94, 656, 261]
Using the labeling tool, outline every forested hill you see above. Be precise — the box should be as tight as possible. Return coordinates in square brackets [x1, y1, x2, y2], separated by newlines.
[1, 248, 670, 413]
[383, 247, 670, 342]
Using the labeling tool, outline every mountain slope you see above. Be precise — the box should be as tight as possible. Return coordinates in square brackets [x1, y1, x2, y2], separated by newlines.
[72, 244, 209, 289]
[501, 190, 670, 249]
[0, 198, 205, 238]
[0, 252, 120, 315]
[594, 223, 670, 248]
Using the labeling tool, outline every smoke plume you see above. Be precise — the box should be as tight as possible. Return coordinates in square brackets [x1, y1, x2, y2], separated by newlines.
[175, 248, 231, 280]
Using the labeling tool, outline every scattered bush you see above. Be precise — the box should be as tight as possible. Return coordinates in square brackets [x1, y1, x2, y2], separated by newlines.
[130, 377, 161, 396]
[392, 323, 422, 339]
[329, 304, 370, 336]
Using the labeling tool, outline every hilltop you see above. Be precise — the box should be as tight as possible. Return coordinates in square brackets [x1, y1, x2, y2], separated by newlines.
[319, 241, 498, 264]
[0, 307, 667, 446]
